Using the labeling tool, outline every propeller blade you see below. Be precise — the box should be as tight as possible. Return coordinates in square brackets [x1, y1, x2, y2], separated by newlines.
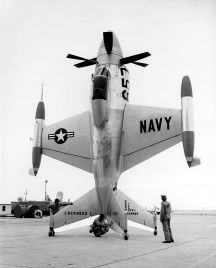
[67, 54, 88, 61]
[74, 57, 97, 68]
[103, 32, 113, 54]
[132, 62, 148, 67]
[120, 52, 151, 65]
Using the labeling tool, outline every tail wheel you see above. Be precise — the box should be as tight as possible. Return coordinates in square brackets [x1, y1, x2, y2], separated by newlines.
[48, 230, 55, 237]
[154, 230, 158, 236]
[123, 233, 129, 240]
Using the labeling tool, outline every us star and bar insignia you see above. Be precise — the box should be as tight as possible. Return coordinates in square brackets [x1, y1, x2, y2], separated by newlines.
[48, 128, 75, 144]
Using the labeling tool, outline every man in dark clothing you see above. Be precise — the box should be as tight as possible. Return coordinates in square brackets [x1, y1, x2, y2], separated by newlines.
[48, 198, 73, 236]
[89, 214, 109, 237]
[48, 198, 73, 215]
[48, 198, 61, 215]
[160, 195, 174, 243]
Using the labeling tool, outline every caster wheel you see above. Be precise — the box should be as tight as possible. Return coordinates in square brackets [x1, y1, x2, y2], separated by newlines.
[48, 230, 55, 237]
[154, 230, 158, 236]
[123, 233, 129, 240]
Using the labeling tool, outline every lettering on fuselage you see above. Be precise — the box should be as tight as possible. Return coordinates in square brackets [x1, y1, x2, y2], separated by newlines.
[140, 116, 172, 133]
[120, 67, 129, 101]
[64, 211, 88, 216]
[124, 200, 139, 216]
[122, 90, 129, 101]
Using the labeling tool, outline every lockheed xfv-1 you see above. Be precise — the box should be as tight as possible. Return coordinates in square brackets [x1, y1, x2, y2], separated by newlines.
[30, 31, 200, 240]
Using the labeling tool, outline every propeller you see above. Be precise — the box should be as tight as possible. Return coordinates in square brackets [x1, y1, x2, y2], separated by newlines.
[103, 32, 113, 54]
[67, 54, 97, 68]
[132, 62, 148, 67]
[120, 52, 151, 65]
[67, 32, 151, 68]
[66, 31, 113, 68]
[74, 57, 97, 68]
[67, 32, 113, 68]
[67, 54, 90, 61]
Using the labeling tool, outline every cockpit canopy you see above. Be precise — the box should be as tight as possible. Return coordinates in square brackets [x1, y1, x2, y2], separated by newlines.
[92, 67, 109, 100]
[95, 66, 109, 77]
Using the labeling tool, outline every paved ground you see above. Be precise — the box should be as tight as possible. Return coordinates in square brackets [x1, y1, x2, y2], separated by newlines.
[0, 214, 216, 268]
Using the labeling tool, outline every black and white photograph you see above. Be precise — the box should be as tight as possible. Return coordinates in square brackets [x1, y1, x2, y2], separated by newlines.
[1, 0, 216, 267]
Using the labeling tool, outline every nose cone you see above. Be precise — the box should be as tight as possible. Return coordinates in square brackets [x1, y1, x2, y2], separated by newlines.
[97, 31, 123, 65]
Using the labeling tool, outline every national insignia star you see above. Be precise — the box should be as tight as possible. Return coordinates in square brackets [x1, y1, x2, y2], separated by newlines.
[56, 130, 66, 142]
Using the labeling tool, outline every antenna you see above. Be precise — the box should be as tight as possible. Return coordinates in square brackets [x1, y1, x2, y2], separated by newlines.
[24, 189, 28, 201]
[41, 83, 44, 101]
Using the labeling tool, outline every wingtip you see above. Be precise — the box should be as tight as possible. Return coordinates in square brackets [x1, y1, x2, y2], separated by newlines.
[187, 161, 192, 168]
[29, 168, 37, 176]
[187, 157, 201, 168]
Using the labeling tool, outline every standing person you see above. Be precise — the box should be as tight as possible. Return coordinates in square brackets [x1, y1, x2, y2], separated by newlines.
[160, 195, 174, 243]
[48, 198, 61, 236]
[48, 198, 61, 215]
[89, 214, 109, 237]
[48, 198, 73, 215]
[48, 198, 73, 236]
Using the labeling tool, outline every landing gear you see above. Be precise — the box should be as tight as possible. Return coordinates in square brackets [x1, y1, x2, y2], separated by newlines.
[48, 230, 55, 236]
[48, 228, 55, 237]
[153, 212, 158, 236]
[123, 231, 129, 240]
[154, 230, 158, 236]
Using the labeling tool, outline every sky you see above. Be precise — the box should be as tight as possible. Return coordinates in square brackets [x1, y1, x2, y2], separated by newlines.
[1, 0, 216, 210]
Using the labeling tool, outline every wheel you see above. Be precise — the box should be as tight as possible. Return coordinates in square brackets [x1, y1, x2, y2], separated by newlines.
[34, 209, 43, 219]
[154, 230, 158, 236]
[48, 230, 55, 237]
[123, 233, 129, 240]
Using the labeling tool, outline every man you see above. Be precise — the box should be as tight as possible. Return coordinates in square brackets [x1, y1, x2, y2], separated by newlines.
[48, 198, 61, 215]
[160, 195, 174, 243]
[48, 198, 73, 236]
[89, 214, 109, 237]
[48, 198, 73, 215]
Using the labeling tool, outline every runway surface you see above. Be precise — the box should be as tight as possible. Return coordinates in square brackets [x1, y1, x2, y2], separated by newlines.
[0, 214, 216, 268]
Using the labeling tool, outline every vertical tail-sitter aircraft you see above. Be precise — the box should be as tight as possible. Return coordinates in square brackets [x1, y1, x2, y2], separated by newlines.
[30, 31, 200, 240]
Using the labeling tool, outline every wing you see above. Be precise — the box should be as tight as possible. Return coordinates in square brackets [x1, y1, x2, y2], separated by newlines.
[42, 111, 92, 173]
[122, 104, 182, 172]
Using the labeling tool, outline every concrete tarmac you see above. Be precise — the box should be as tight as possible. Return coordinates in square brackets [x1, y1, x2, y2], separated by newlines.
[0, 214, 216, 268]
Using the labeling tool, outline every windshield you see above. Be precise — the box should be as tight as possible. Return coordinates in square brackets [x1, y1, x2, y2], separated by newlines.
[92, 67, 109, 100]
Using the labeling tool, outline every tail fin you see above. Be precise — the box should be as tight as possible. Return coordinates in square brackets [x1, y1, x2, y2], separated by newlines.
[107, 187, 127, 233]
[51, 188, 100, 230]
[106, 215, 126, 236]
[115, 189, 155, 229]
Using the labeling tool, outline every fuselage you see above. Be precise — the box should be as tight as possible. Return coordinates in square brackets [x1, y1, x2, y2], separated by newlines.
[89, 32, 130, 213]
